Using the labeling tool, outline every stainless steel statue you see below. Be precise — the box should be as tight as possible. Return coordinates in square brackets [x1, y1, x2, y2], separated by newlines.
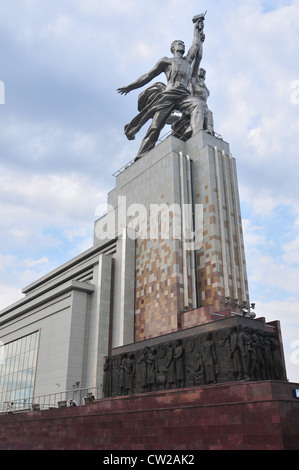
[117, 14, 208, 160]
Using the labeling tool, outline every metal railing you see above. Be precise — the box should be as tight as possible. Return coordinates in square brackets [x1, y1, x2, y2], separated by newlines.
[1, 386, 99, 414]
[112, 128, 223, 177]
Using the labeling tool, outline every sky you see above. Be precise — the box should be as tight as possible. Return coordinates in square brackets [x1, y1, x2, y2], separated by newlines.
[0, 0, 298, 383]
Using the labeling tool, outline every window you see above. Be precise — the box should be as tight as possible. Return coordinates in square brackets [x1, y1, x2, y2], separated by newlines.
[0, 332, 39, 412]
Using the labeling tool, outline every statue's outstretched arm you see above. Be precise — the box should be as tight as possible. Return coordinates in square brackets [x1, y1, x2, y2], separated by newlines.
[117, 58, 168, 95]
[191, 33, 205, 79]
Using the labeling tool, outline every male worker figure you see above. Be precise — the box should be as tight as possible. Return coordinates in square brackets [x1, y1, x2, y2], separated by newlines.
[117, 15, 206, 160]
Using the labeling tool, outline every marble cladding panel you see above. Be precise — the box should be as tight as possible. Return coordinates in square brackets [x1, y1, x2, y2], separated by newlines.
[135, 233, 184, 341]
[190, 144, 249, 310]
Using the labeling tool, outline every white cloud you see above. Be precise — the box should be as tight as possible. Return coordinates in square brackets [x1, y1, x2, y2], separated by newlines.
[41, 15, 71, 38]
[73, 0, 136, 16]
[0, 285, 24, 311]
[0, 252, 59, 311]
[0, 253, 18, 273]
[0, 162, 108, 269]
[282, 235, 299, 264]
[244, 218, 299, 292]
[207, 1, 299, 210]
[62, 226, 91, 243]
[241, 187, 281, 217]
[21, 257, 51, 268]
[242, 219, 267, 247]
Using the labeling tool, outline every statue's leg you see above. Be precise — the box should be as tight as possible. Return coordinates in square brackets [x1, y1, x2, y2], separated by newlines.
[203, 103, 209, 131]
[135, 108, 172, 160]
[207, 109, 214, 135]
[179, 96, 205, 136]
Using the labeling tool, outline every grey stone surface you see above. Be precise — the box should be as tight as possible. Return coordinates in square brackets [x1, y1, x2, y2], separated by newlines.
[104, 316, 286, 397]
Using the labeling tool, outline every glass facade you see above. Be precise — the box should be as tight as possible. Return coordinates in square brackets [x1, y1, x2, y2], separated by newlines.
[0, 331, 39, 412]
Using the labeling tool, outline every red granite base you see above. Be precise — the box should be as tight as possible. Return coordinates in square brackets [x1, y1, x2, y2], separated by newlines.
[0, 381, 298, 450]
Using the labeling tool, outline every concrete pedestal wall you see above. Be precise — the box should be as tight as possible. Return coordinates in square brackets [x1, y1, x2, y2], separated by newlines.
[108, 137, 186, 341]
[186, 134, 249, 311]
[100, 131, 250, 342]
[0, 381, 298, 450]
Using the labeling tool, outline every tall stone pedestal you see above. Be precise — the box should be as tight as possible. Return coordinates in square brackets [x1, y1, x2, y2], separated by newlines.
[95, 131, 249, 345]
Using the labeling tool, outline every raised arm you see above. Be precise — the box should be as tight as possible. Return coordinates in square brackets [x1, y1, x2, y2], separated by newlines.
[117, 57, 168, 95]
[191, 32, 205, 79]
[186, 18, 205, 64]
